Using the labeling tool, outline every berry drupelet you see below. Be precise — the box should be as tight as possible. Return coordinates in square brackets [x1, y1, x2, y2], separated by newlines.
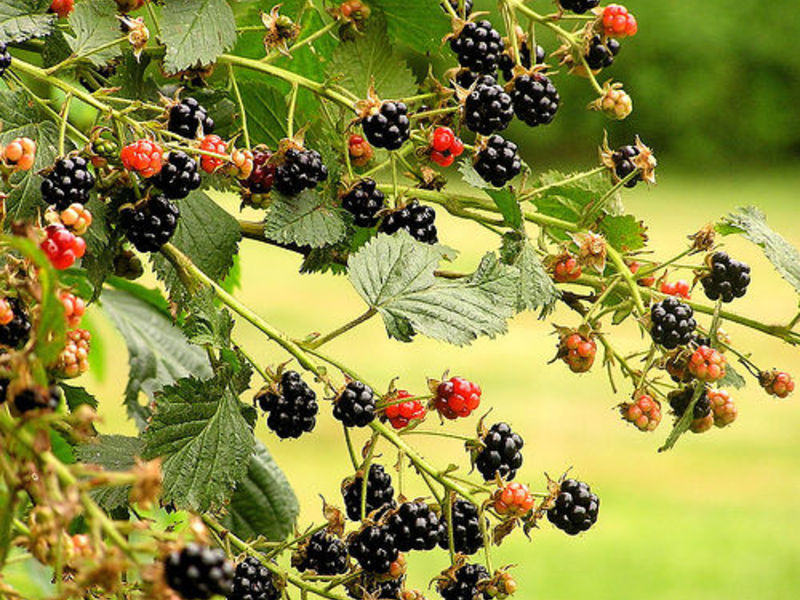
[611, 144, 642, 187]
[0, 42, 11, 76]
[246, 148, 277, 194]
[585, 35, 621, 70]
[435, 376, 481, 419]
[510, 72, 560, 127]
[0, 297, 31, 349]
[475, 422, 524, 481]
[152, 152, 201, 199]
[439, 499, 484, 555]
[559, 0, 599, 14]
[293, 530, 349, 576]
[274, 148, 328, 196]
[163, 543, 234, 600]
[333, 380, 377, 427]
[168, 97, 215, 139]
[348, 525, 399, 574]
[439, 562, 490, 600]
[474, 135, 521, 187]
[700, 251, 751, 303]
[450, 20, 504, 75]
[386, 501, 444, 552]
[341, 179, 385, 227]
[379, 200, 438, 244]
[255, 370, 318, 439]
[342, 464, 395, 521]
[442, 0, 473, 16]
[361, 101, 410, 151]
[41, 156, 95, 210]
[547, 478, 600, 535]
[229, 556, 280, 600]
[668, 386, 711, 420]
[649, 297, 696, 349]
[119, 195, 180, 253]
[462, 75, 513, 135]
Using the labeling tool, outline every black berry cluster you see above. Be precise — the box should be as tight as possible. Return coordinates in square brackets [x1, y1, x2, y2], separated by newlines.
[379, 200, 438, 244]
[439, 563, 490, 600]
[442, 0, 473, 16]
[474, 135, 521, 187]
[668, 386, 711, 420]
[0, 297, 31, 349]
[387, 501, 445, 552]
[255, 370, 318, 439]
[347, 525, 398, 574]
[163, 543, 234, 600]
[274, 148, 328, 196]
[342, 464, 396, 521]
[499, 42, 545, 81]
[293, 530, 349, 576]
[13, 386, 60, 414]
[341, 179, 385, 228]
[547, 478, 600, 535]
[361, 102, 410, 151]
[450, 20, 504, 75]
[41, 156, 95, 210]
[119, 195, 180, 253]
[152, 151, 201, 199]
[700, 251, 751, 303]
[0, 42, 11, 76]
[611, 145, 642, 187]
[229, 556, 280, 600]
[585, 35, 621, 70]
[463, 75, 513, 135]
[333, 380, 377, 427]
[559, 0, 600, 13]
[246, 149, 277, 194]
[439, 499, 484, 555]
[650, 297, 697, 349]
[475, 422, 524, 481]
[511, 72, 560, 127]
[168, 97, 215, 139]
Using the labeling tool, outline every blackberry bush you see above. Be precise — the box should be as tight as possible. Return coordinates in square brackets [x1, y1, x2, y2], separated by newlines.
[255, 370, 318, 439]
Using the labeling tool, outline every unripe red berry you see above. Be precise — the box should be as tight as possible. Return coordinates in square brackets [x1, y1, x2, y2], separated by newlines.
[60, 291, 86, 328]
[708, 388, 737, 428]
[759, 370, 795, 399]
[559, 331, 596, 373]
[0, 298, 13, 326]
[50, 0, 74, 19]
[199, 134, 228, 173]
[628, 261, 655, 287]
[385, 390, 426, 429]
[620, 394, 661, 432]
[602, 5, 638, 38]
[432, 127, 455, 152]
[493, 481, 535, 517]
[2, 137, 36, 172]
[435, 376, 481, 419]
[553, 255, 581, 282]
[120, 139, 164, 178]
[348, 134, 373, 167]
[40, 224, 86, 270]
[660, 279, 691, 299]
[688, 345, 726, 383]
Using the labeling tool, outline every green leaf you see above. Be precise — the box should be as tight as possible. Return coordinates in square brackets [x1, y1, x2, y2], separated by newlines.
[182, 288, 234, 349]
[326, 15, 418, 99]
[598, 214, 648, 252]
[61, 384, 98, 410]
[235, 80, 287, 147]
[486, 189, 522, 229]
[76, 435, 144, 510]
[348, 232, 518, 345]
[0, 0, 54, 43]
[532, 170, 614, 231]
[81, 197, 119, 298]
[50, 430, 74, 464]
[370, 0, 449, 54]
[222, 441, 299, 541]
[108, 52, 160, 102]
[100, 287, 212, 430]
[264, 190, 347, 249]
[500, 233, 560, 315]
[161, 0, 237, 72]
[458, 160, 489, 190]
[64, 0, 124, 67]
[143, 376, 255, 511]
[720, 206, 800, 296]
[718, 363, 747, 390]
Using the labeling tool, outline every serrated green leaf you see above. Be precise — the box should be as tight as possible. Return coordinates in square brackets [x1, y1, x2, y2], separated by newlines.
[64, 0, 124, 67]
[486, 188, 522, 229]
[265, 190, 347, 249]
[370, 0, 449, 54]
[108, 52, 160, 102]
[598, 214, 648, 252]
[500, 233, 560, 315]
[0, 0, 53, 43]
[161, 0, 237, 72]
[143, 376, 254, 511]
[100, 287, 212, 431]
[348, 232, 517, 345]
[235, 80, 287, 147]
[327, 15, 418, 99]
[458, 159, 488, 189]
[41, 29, 71, 67]
[222, 441, 299, 541]
[718, 363, 747, 390]
[182, 288, 234, 348]
[49, 430, 75, 464]
[61, 384, 98, 410]
[721, 206, 800, 296]
[76, 435, 144, 510]
[532, 170, 614, 231]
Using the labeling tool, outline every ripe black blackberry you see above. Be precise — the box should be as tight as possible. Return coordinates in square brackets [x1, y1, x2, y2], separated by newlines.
[151, 152, 201, 199]
[585, 35, 621, 70]
[293, 530, 349, 576]
[168, 97, 215, 139]
[510, 72, 560, 127]
[499, 41, 545, 82]
[547, 478, 600, 535]
[13, 386, 61, 414]
[474, 135, 521, 187]
[691, 332, 712, 349]
[274, 148, 328, 196]
[361, 102, 410, 151]
[379, 200, 438, 244]
[462, 75, 513, 135]
[0, 297, 31, 349]
[387, 501, 444, 552]
[341, 179, 385, 228]
[439, 562, 490, 600]
[450, 20, 504, 75]
[442, 0, 473, 16]
[342, 463, 396, 521]
[229, 556, 280, 600]
[611, 145, 642, 187]
[0, 42, 11, 76]
[163, 543, 234, 600]
[438, 499, 484, 555]
[700, 251, 751, 303]
[333, 380, 377, 427]
[119, 194, 180, 253]
[246, 149, 276, 194]
[255, 370, 318, 439]
[649, 297, 696, 349]
[348, 525, 399, 574]
[453, 68, 488, 90]
[40, 156, 95, 210]
[669, 386, 711, 420]
[474, 422, 524, 481]
[559, 0, 600, 13]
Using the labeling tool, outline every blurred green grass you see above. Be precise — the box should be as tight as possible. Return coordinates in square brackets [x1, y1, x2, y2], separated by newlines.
[6, 169, 800, 598]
